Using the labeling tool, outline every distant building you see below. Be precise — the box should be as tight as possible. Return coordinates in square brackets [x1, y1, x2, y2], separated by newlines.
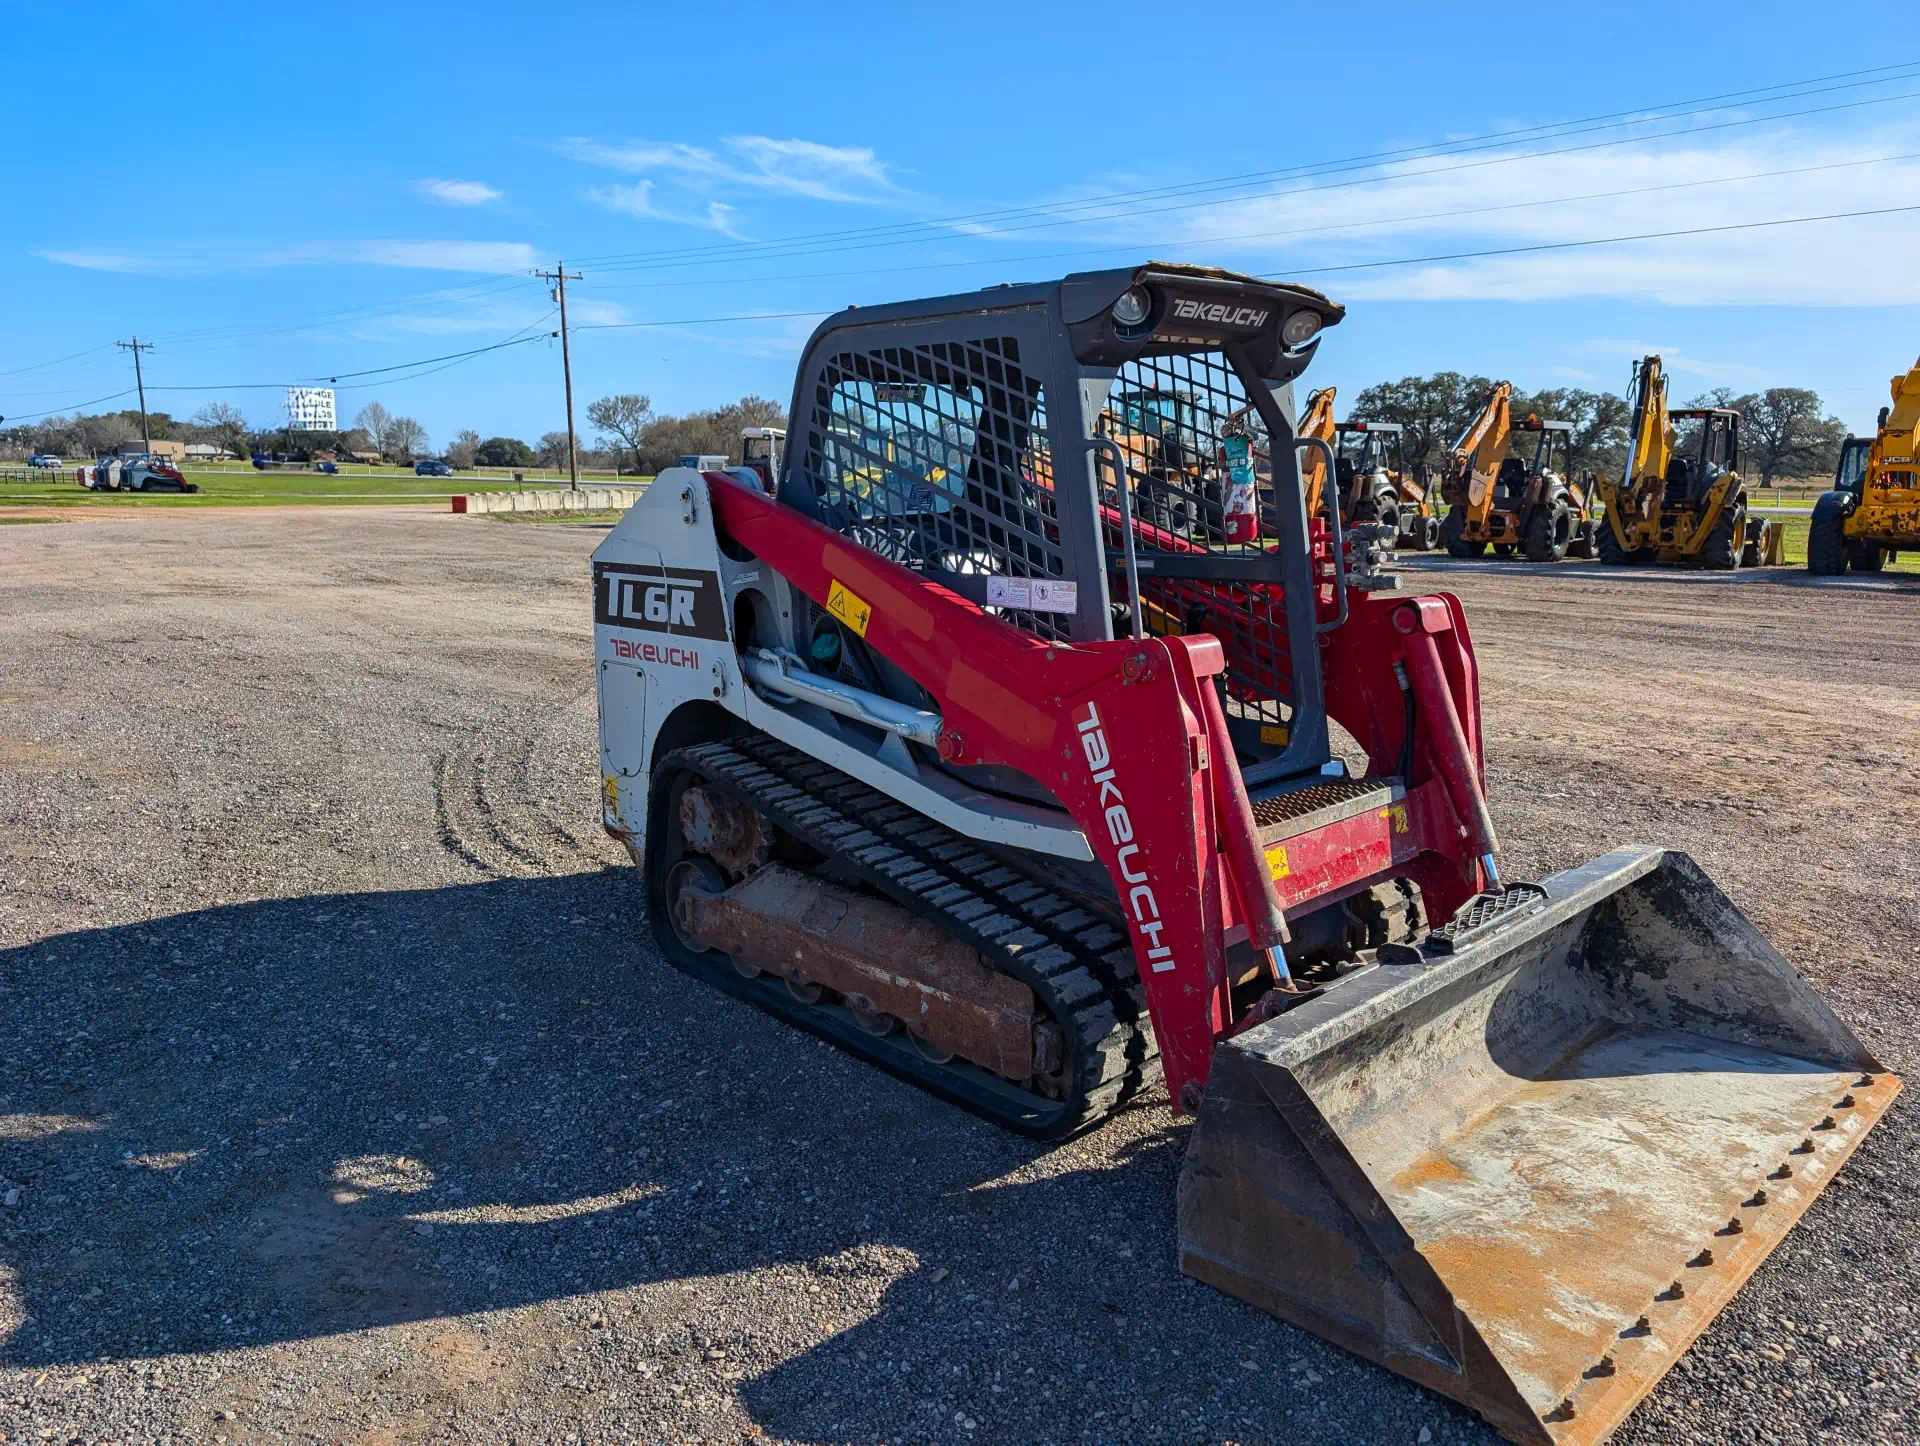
[119, 439, 186, 460]
[182, 443, 233, 461]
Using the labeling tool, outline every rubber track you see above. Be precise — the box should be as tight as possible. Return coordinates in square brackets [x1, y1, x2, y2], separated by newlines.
[667, 736, 1155, 1135]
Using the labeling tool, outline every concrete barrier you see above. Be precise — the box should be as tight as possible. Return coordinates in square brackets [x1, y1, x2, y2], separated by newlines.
[453, 486, 646, 516]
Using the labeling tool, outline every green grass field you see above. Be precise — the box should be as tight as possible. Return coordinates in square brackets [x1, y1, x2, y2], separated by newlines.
[1763, 513, 1920, 573]
[0, 467, 650, 509]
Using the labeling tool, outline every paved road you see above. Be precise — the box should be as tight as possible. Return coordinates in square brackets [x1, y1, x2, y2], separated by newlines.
[1, 510, 1913, 1446]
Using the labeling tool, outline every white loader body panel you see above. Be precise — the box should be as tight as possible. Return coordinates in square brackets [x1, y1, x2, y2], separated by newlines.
[590, 470, 1091, 860]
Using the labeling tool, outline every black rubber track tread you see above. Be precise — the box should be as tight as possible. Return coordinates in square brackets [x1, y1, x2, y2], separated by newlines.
[654, 736, 1155, 1139]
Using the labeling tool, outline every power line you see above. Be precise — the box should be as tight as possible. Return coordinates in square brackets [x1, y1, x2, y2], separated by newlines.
[579, 149, 1920, 298]
[532, 266, 584, 488]
[4, 329, 557, 424]
[2, 389, 137, 425]
[564, 61, 1920, 277]
[116, 338, 155, 451]
[1272, 200, 1920, 278]
[578, 82, 1920, 285]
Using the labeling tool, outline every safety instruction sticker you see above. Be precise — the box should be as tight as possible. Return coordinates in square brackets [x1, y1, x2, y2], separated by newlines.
[826, 579, 872, 637]
[1266, 843, 1291, 880]
[985, 576, 1078, 614]
[1259, 724, 1290, 747]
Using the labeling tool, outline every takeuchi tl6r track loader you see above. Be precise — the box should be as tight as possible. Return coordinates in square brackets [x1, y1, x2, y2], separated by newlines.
[1440, 383, 1597, 562]
[1809, 354, 1920, 573]
[1596, 354, 1785, 569]
[592, 264, 1897, 1445]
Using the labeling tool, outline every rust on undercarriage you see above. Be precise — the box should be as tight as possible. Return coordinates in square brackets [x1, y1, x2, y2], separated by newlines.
[680, 864, 1040, 1081]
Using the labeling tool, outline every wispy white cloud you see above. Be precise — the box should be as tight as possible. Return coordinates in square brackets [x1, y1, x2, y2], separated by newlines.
[588, 181, 745, 237]
[1572, 340, 1777, 387]
[1066, 126, 1920, 306]
[38, 239, 541, 276]
[418, 178, 501, 207]
[561, 133, 901, 224]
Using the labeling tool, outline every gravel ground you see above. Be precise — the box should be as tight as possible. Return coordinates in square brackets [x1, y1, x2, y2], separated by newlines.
[0, 508, 1914, 1446]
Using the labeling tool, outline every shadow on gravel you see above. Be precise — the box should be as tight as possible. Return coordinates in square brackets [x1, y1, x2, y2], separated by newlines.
[2, 874, 1432, 1441]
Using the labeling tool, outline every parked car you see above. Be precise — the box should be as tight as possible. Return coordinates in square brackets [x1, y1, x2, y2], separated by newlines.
[316, 460, 340, 475]
[415, 458, 453, 477]
[28, 454, 62, 468]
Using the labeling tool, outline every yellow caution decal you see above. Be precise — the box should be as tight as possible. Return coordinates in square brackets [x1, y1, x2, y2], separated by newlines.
[826, 579, 872, 637]
[1260, 724, 1290, 747]
[1380, 803, 1409, 834]
[1266, 843, 1290, 880]
[603, 774, 620, 813]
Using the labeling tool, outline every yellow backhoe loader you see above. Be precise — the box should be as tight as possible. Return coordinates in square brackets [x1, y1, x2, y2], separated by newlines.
[1335, 419, 1442, 550]
[1809, 355, 1920, 573]
[1439, 383, 1598, 561]
[1297, 385, 1337, 519]
[1595, 355, 1783, 568]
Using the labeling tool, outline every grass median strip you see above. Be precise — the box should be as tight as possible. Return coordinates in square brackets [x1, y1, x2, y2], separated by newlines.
[0, 469, 655, 509]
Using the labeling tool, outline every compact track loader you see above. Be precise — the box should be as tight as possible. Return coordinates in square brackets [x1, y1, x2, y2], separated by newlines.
[593, 263, 1896, 1444]
[1809, 355, 1920, 573]
[1596, 355, 1783, 569]
[1440, 384, 1597, 561]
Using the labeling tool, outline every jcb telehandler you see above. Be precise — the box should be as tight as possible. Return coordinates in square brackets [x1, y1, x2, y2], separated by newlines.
[1440, 382, 1597, 561]
[593, 263, 1896, 1445]
[1596, 354, 1783, 568]
[1809, 354, 1920, 573]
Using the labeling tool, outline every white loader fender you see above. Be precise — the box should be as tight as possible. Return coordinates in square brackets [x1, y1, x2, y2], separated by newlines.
[591, 471, 751, 842]
[590, 469, 1093, 863]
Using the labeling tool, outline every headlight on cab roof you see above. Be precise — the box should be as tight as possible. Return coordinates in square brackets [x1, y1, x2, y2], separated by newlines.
[1281, 310, 1324, 348]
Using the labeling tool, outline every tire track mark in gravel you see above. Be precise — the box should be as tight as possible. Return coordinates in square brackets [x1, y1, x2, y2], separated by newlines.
[432, 693, 617, 880]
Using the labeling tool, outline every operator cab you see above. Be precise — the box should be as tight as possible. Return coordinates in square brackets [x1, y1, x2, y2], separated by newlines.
[740, 427, 785, 494]
[780, 261, 1344, 782]
[1663, 408, 1739, 509]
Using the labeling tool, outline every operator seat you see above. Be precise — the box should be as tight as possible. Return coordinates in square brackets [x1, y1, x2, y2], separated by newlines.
[1662, 457, 1694, 509]
[1495, 456, 1527, 501]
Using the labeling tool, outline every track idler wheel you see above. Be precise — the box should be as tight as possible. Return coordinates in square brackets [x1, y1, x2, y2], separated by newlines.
[665, 858, 728, 956]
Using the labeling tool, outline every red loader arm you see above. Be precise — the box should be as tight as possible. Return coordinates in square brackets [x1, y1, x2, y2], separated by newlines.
[706, 472, 1494, 1108]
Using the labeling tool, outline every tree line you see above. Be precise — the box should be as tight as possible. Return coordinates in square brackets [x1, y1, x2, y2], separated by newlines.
[1, 373, 1850, 485]
[1346, 373, 1850, 486]
[1, 393, 792, 474]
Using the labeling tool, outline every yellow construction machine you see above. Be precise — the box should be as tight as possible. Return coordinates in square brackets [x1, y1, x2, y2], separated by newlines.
[1297, 384, 1338, 520]
[1595, 355, 1783, 568]
[1439, 382, 1598, 561]
[1298, 388, 1441, 549]
[1809, 355, 1920, 573]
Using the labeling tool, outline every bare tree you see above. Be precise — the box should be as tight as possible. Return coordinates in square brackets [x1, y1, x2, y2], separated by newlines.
[536, 431, 573, 469]
[447, 429, 481, 469]
[354, 402, 395, 457]
[587, 394, 654, 475]
[190, 401, 250, 458]
[385, 416, 430, 462]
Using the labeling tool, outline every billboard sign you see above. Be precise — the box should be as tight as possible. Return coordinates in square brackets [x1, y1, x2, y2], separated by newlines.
[286, 386, 337, 432]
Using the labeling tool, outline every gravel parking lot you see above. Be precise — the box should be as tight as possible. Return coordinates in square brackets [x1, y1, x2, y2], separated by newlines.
[1, 508, 1915, 1446]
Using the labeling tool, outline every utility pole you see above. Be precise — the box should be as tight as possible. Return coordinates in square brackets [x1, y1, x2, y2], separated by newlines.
[532, 265, 584, 490]
[117, 337, 154, 452]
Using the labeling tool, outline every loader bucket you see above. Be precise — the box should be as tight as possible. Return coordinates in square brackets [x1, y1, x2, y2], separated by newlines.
[1179, 846, 1900, 1445]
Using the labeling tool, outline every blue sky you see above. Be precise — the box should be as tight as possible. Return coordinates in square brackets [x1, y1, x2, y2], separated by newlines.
[6, 0, 1920, 449]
